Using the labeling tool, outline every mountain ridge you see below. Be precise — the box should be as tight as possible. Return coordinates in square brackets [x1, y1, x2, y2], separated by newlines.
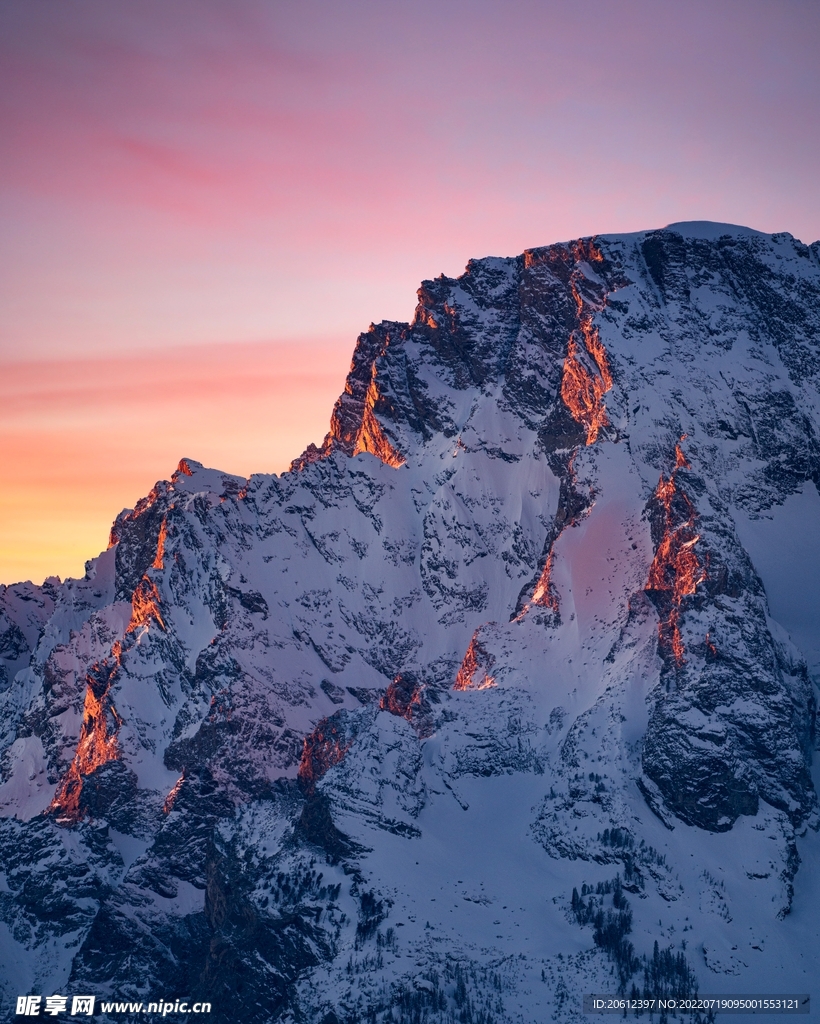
[1, 222, 819, 1022]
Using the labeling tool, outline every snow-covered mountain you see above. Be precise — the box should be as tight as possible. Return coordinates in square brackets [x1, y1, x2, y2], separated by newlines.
[1, 222, 819, 1023]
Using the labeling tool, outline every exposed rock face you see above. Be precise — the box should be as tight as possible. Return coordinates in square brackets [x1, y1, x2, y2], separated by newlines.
[1, 222, 819, 1021]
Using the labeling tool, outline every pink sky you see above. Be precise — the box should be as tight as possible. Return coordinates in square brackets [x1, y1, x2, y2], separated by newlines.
[2, 0, 819, 582]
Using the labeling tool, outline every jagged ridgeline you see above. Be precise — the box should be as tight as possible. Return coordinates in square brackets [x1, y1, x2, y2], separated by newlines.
[1, 223, 819, 1022]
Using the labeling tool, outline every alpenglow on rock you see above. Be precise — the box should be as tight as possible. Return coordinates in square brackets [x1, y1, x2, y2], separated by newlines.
[1, 222, 820, 1022]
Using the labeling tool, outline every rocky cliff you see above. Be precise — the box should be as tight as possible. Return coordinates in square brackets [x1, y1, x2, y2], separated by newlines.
[1, 222, 819, 1022]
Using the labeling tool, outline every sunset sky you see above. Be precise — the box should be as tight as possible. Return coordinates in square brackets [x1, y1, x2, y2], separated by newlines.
[2, 0, 819, 584]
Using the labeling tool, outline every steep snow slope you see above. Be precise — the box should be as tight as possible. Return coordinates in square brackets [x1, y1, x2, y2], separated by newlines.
[0, 223, 819, 1023]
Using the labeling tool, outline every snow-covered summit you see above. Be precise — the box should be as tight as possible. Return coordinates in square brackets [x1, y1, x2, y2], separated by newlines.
[1, 225, 819, 1022]
[662, 220, 768, 239]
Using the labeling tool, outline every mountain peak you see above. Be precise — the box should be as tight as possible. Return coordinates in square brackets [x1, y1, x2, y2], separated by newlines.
[1, 225, 820, 1018]
[661, 219, 768, 239]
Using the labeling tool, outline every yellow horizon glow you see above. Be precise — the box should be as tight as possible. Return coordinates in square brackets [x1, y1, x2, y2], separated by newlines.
[0, 338, 351, 586]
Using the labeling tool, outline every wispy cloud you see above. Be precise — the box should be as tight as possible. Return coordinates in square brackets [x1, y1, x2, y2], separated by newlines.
[1, 0, 819, 581]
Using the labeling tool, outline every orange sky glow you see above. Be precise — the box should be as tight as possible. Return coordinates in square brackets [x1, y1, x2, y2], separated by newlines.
[2, 0, 819, 584]
[0, 340, 350, 583]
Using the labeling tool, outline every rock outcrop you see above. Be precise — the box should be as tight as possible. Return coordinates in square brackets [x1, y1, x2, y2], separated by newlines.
[1, 222, 819, 1021]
